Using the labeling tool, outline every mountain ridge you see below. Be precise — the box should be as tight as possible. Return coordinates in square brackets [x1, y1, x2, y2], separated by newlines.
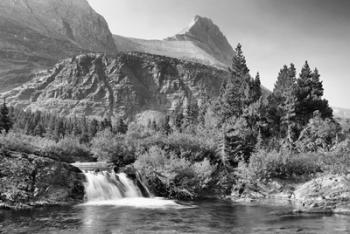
[0, 0, 116, 92]
[113, 15, 234, 70]
[2, 52, 229, 119]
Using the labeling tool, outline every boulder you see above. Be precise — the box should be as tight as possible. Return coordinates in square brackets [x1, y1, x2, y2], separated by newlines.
[0, 149, 85, 209]
[293, 174, 350, 214]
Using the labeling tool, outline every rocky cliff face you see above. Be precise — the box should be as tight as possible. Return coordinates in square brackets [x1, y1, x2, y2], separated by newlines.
[114, 15, 234, 69]
[0, 0, 116, 92]
[3, 52, 229, 119]
[167, 15, 234, 67]
[0, 149, 85, 209]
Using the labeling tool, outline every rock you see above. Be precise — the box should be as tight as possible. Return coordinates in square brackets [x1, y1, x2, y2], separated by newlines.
[121, 165, 138, 180]
[293, 175, 350, 214]
[167, 15, 234, 67]
[115, 15, 234, 69]
[3, 52, 228, 119]
[0, 149, 85, 209]
[0, 0, 116, 92]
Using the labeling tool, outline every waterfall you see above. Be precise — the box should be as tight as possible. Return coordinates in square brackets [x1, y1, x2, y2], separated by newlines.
[83, 171, 148, 202]
[78, 165, 188, 209]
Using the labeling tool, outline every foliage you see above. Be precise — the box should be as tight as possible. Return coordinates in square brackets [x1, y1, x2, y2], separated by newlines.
[246, 150, 322, 181]
[134, 145, 217, 200]
[139, 131, 217, 163]
[295, 62, 333, 126]
[295, 111, 341, 152]
[0, 101, 13, 133]
[42, 137, 92, 163]
[91, 130, 136, 167]
[0, 131, 43, 154]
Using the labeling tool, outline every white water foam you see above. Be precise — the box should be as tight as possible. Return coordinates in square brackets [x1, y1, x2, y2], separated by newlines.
[82, 171, 192, 209]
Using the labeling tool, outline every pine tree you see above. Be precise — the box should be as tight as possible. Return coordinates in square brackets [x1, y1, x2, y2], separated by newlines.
[216, 43, 254, 124]
[89, 119, 99, 137]
[151, 120, 158, 131]
[174, 111, 184, 132]
[54, 118, 65, 140]
[161, 115, 171, 136]
[250, 72, 262, 103]
[0, 100, 13, 133]
[295, 61, 333, 127]
[183, 101, 199, 128]
[115, 118, 128, 134]
[281, 91, 297, 144]
[34, 123, 46, 137]
[231, 43, 250, 77]
[268, 64, 298, 139]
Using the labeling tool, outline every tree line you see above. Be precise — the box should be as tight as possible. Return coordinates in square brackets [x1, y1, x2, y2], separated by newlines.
[0, 43, 342, 169]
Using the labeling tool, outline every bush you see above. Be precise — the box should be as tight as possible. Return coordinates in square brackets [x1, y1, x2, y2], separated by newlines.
[134, 145, 216, 200]
[91, 130, 136, 167]
[138, 132, 217, 163]
[0, 131, 53, 154]
[42, 137, 92, 163]
[246, 150, 322, 181]
[295, 116, 341, 152]
[318, 151, 350, 174]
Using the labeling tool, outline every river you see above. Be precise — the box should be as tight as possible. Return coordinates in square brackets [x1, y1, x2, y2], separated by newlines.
[1, 199, 350, 234]
[1, 170, 350, 233]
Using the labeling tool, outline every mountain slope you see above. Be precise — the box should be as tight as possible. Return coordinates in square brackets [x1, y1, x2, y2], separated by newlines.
[113, 15, 234, 69]
[3, 53, 229, 119]
[0, 0, 116, 92]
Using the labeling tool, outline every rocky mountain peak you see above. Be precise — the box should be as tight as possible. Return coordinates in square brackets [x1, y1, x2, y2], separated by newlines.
[166, 15, 234, 67]
[0, 0, 117, 92]
[180, 15, 218, 35]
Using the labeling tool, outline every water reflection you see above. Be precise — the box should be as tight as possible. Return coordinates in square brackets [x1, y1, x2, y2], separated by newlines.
[1, 200, 350, 233]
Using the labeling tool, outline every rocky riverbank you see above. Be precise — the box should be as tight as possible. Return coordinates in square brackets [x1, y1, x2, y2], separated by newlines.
[231, 174, 350, 214]
[0, 149, 85, 209]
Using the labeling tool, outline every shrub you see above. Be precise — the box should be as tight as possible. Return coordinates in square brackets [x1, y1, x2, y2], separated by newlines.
[134, 145, 216, 200]
[138, 132, 217, 163]
[246, 150, 322, 181]
[91, 130, 136, 167]
[295, 115, 341, 152]
[318, 151, 350, 174]
[42, 137, 92, 163]
[0, 131, 53, 154]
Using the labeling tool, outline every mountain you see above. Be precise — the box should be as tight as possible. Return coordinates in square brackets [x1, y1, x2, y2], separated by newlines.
[113, 15, 234, 69]
[0, 0, 116, 92]
[3, 53, 229, 119]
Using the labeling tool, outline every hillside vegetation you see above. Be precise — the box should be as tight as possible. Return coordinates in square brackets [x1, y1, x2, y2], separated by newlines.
[1, 44, 349, 202]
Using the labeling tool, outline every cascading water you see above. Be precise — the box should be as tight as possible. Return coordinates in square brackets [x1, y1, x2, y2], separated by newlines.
[76, 164, 189, 209]
[83, 171, 146, 202]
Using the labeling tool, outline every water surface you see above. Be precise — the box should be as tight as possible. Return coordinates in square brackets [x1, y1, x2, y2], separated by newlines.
[1, 200, 350, 234]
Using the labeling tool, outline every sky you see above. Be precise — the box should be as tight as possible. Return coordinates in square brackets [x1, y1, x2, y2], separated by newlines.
[87, 0, 350, 109]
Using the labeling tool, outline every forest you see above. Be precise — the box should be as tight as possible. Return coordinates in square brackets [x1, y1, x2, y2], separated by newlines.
[1, 44, 349, 199]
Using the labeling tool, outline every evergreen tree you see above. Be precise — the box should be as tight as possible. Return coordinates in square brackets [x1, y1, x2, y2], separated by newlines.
[250, 72, 262, 103]
[72, 116, 82, 136]
[295, 61, 333, 127]
[281, 91, 297, 144]
[115, 118, 128, 134]
[268, 64, 298, 139]
[47, 114, 57, 137]
[161, 115, 171, 136]
[0, 100, 12, 133]
[216, 44, 252, 123]
[231, 43, 250, 77]
[273, 64, 296, 97]
[183, 101, 199, 128]
[152, 120, 158, 131]
[54, 118, 65, 140]
[175, 111, 184, 132]
[34, 123, 46, 137]
[89, 119, 99, 137]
